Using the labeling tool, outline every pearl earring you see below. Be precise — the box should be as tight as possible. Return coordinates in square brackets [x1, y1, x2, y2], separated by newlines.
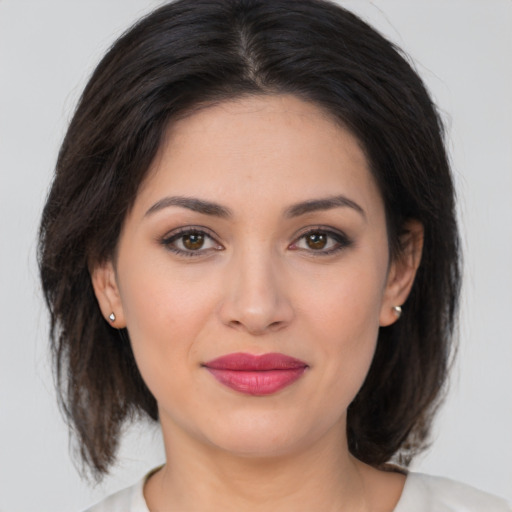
[392, 305, 402, 318]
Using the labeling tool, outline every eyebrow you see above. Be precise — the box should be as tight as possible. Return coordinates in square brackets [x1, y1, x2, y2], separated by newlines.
[145, 196, 232, 218]
[284, 195, 366, 219]
[144, 194, 365, 220]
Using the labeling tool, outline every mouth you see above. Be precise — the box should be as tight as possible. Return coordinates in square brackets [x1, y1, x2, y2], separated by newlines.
[202, 352, 308, 396]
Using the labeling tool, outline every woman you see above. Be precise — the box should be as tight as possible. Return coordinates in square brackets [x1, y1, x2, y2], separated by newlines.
[38, 0, 510, 510]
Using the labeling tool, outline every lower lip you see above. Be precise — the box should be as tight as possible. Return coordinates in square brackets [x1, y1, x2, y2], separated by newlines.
[206, 368, 307, 396]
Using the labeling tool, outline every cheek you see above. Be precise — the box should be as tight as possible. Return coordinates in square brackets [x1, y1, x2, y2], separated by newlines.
[303, 256, 386, 343]
[119, 246, 217, 334]
[299, 256, 387, 400]
[116, 258, 215, 392]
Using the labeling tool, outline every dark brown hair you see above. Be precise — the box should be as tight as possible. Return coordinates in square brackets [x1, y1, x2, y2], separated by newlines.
[39, 0, 461, 480]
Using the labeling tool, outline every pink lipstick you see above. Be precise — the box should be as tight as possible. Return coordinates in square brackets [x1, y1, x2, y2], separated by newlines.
[203, 352, 308, 396]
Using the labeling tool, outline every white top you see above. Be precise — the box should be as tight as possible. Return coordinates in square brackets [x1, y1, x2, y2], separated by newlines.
[84, 471, 511, 512]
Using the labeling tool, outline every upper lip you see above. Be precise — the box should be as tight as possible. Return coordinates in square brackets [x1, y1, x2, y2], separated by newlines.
[203, 352, 308, 371]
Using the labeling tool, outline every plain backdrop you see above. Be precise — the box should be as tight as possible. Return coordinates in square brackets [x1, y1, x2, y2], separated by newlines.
[0, 1, 511, 510]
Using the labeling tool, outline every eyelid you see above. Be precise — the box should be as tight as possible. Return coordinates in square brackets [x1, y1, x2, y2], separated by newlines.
[160, 226, 223, 256]
[289, 225, 353, 255]
[159, 225, 352, 257]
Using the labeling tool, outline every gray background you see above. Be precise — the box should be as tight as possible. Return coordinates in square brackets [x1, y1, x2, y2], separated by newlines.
[0, 1, 511, 510]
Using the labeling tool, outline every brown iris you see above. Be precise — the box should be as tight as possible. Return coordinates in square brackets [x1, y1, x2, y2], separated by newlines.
[182, 232, 205, 250]
[305, 232, 327, 250]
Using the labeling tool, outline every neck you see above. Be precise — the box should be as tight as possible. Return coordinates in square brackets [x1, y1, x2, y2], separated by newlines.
[144, 420, 376, 512]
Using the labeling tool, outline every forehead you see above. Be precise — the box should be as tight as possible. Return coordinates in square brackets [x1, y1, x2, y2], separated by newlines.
[134, 94, 382, 219]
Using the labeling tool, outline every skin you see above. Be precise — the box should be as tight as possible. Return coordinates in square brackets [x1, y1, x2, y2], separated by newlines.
[92, 94, 423, 511]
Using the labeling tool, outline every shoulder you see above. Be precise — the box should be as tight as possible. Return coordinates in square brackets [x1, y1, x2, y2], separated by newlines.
[395, 472, 511, 512]
[82, 476, 149, 512]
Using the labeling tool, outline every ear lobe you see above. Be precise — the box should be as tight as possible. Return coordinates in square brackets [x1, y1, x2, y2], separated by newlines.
[379, 220, 424, 327]
[90, 260, 126, 328]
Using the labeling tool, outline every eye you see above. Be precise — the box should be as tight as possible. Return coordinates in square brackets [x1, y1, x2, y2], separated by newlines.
[302, 232, 330, 250]
[290, 228, 352, 255]
[161, 228, 222, 256]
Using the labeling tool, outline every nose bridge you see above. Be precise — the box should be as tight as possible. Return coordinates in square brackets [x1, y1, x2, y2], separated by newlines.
[219, 241, 293, 334]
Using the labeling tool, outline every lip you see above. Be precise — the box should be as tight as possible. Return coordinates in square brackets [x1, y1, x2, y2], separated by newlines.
[203, 352, 308, 396]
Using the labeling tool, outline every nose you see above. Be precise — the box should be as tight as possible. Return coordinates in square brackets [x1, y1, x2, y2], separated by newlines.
[218, 247, 294, 335]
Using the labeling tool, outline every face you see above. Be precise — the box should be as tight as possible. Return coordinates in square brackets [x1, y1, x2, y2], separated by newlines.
[93, 95, 418, 458]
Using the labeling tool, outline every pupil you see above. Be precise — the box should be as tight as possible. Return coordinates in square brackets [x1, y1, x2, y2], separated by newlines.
[307, 233, 327, 249]
[183, 233, 204, 250]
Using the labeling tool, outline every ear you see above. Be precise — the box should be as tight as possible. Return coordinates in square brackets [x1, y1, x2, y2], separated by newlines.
[90, 260, 126, 328]
[379, 220, 424, 327]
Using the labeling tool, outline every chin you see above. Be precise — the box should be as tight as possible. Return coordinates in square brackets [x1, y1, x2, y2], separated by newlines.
[199, 409, 336, 460]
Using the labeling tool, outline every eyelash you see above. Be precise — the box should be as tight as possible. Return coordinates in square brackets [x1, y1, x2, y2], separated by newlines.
[289, 227, 353, 256]
[160, 227, 223, 257]
[160, 226, 352, 257]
